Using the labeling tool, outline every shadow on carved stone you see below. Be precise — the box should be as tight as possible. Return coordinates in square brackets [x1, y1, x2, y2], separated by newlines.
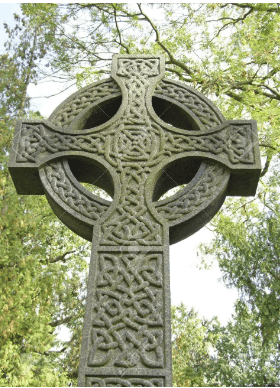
[158, 184, 187, 201]
[152, 157, 202, 201]
[83, 95, 122, 130]
[152, 96, 201, 131]
[68, 158, 115, 200]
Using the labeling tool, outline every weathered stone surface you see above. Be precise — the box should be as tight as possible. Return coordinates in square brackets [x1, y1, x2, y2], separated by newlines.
[9, 54, 261, 386]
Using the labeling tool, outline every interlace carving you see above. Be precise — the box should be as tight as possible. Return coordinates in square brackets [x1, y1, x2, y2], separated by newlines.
[155, 80, 223, 130]
[86, 377, 164, 387]
[16, 123, 110, 163]
[164, 124, 255, 165]
[16, 122, 255, 166]
[9, 54, 261, 387]
[52, 80, 120, 129]
[88, 253, 164, 368]
[100, 58, 164, 246]
[50, 79, 224, 133]
[14, 66, 255, 245]
[42, 161, 109, 221]
[101, 166, 162, 246]
[14, 59, 233, 243]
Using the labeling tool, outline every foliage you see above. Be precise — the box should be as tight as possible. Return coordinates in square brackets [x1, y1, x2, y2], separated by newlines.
[0, 8, 90, 386]
[201, 167, 280, 340]
[208, 305, 280, 387]
[172, 304, 219, 387]
[198, 167, 280, 386]
[19, 3, 280, 166]
[172, 302, 280, 387]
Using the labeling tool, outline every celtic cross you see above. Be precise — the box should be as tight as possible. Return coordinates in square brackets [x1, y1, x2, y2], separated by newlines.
[9, 55, 261, 387]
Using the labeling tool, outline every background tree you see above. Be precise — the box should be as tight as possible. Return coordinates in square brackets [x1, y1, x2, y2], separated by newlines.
[0, 7, 90, 386]
[199, 167, 280, 386]
[207, 305, 280, 387]
[172, 304, 220, 387]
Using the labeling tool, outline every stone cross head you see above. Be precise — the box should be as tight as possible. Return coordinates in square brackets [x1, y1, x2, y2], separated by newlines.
[9, 54, 261, 387]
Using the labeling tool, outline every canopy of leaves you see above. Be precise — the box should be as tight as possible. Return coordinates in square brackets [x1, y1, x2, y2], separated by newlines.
[0, 8, 90, 386]
[172, 304, 220, 387]
[172, 302, 280, 387]
[208, 305, 280, 387]
[201, 168, 280, 341]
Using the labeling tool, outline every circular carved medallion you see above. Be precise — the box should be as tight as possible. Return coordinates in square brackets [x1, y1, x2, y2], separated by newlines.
[39, 77, 230, 244]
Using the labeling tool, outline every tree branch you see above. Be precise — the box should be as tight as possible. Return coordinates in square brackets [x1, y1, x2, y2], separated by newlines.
[228, 198, 258, 217]
[259, 143, 278, 152]
[224, 90, 244, 102]
[30, 82, 76, 99]
[260, 156, 272, 177]
[263, 84, 280, 100]
[137, 3, 194, 77]
[230, 3, 280, 13]
[210, 7, 253, 41]
[44, 346, 67, 356]
[254, 87, 280, 101]
[48, 250, 76, 264]
[112, 6, 130, 54]
[165, 67, 192, 82]
[49, 315, 74, 327]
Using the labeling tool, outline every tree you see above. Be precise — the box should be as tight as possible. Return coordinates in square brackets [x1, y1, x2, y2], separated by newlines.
[172, 304, 220, 387]
[207, 305, 280, 387]
[0, 9, 89, 386]
[199, 167, 280, 386]
[172, 300, 280, 387]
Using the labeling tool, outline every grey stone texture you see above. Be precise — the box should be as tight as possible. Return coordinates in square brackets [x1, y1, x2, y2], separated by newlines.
[9, 54, 261, 386]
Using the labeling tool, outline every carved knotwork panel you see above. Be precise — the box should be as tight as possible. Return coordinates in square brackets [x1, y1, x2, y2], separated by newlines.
[164, 124, 256, 164]
[100, 165, 163, 246]
[85, 377, 164, 387]
[88, 253, 164, 369]
[16, 122, 256, 167]
[12, 101, 258, 244]
[52, 80, 121, 129]
[49, 79, 225, 133]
